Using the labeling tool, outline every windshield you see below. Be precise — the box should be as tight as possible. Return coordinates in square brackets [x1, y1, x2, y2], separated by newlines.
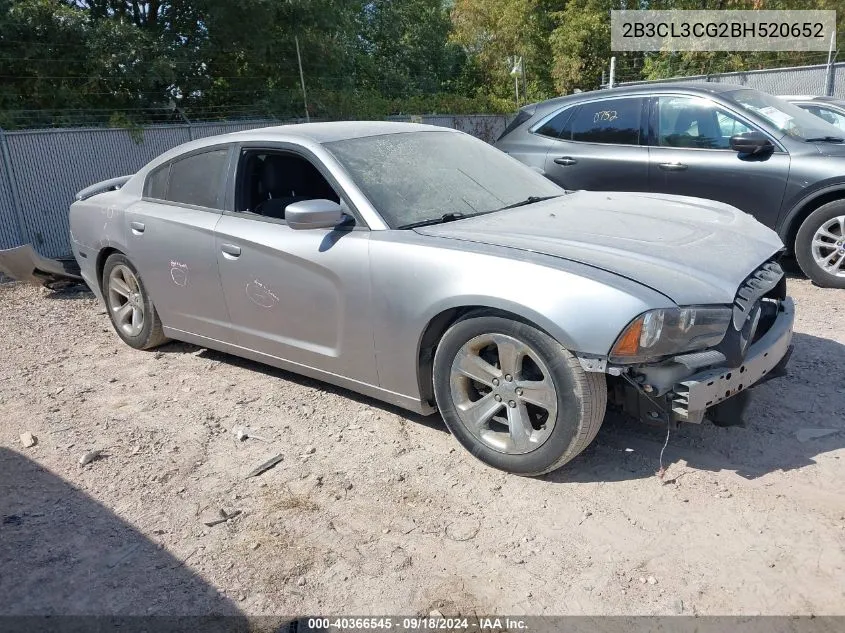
[726, 88, 844, 141]
[324, 131, 563, 228]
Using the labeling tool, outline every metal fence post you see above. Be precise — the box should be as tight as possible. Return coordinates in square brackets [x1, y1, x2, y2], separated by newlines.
[825, 32, 836, 97]
[0, 128, 30, 246]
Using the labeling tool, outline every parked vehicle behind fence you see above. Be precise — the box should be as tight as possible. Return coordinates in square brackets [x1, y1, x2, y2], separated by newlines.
[779, 95, 845, 134]
[496, 83, 845, 288]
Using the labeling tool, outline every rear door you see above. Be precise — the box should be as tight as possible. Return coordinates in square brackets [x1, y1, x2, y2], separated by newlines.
[125, 146, 233, 340]
[647, 94, 791, 228]
[542, 96, 650, 192]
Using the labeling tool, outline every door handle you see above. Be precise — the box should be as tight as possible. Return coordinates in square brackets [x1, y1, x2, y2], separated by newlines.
[220, 243, 241, 259]
[553, 157, 578, 166]
[658, 162, 688, 171]
[129, 221, 145, 234]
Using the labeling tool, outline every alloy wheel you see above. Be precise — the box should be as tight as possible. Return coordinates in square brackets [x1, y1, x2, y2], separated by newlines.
[107, 264, 145, 337]
[449, 332, 558, 455]
[811, 215, 845, 278]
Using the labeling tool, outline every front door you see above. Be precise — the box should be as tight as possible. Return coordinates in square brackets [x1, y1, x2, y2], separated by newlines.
[543, 96, 650, 192]
[214, 149, 378, 384]
[647, 95, 791, 229]
[125, 146, 232, 340]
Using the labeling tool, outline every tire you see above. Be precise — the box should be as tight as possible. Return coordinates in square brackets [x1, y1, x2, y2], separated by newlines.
[432, 314, 606, 476]
[101, 253, 168, 350]
[795, 200, 845, 288]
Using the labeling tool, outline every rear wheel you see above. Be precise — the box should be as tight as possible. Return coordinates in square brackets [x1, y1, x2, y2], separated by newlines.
[795, 200, 845, 288]
[102, 253, 168, 350]
[433, 314, 606, 476]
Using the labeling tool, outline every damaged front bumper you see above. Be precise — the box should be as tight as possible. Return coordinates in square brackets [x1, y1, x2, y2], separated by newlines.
[608, 297, 794, 427]
[671, 296, 794, 424]
[0, 244, 82, 287]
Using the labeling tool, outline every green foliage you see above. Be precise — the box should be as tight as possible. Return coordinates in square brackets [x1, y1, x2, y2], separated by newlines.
[0, 0, 841, 129]
[548, 0, 613, 94]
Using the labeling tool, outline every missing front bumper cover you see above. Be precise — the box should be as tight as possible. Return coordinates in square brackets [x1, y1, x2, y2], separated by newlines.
[611, 297, 794, 427]
[671, 297, 794, 424]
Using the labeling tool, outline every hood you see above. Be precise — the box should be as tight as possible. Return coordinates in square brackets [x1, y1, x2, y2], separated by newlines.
[812, 142, 845, 157]
[415, 191, 784, 305]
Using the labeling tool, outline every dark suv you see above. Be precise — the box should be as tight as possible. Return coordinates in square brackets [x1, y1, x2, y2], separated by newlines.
[496, 82, 845, 288]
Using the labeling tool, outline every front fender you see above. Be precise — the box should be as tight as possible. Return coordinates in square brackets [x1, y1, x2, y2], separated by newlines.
[777, 179, 845, 240]
[369, 232, 672, 405]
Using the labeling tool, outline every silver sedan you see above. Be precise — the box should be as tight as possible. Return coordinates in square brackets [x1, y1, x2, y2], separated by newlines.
[60, 122, 793, 475]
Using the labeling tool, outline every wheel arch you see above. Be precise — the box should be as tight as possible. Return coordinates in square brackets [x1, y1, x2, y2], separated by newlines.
[779, 186, 845, 253]
[95, 246, 124, 294]
[415, 303, 569, 408]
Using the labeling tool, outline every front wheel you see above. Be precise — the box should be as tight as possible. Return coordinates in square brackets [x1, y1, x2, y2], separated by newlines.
[795, 200, 845, 288]
[432, 314, 607, 476]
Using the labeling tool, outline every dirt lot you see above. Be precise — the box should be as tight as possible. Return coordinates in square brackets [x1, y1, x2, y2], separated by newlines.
[1, 275, 844, 617]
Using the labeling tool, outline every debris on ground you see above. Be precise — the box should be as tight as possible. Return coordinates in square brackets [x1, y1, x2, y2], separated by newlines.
[245, 454, 284, 478]
[19, 432, 37, 448]
[445, 517, 480, 541]
[232, 425, 270, 443]
[78, 449, 104, 466]
[795, 428, 838, 443]
[203, 508, 242, 527]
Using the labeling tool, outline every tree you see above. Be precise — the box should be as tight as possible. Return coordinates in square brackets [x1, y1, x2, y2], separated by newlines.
[451, 0, 556, 102]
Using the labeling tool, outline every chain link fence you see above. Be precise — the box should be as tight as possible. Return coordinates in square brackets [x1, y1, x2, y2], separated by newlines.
[0, 115, 508, 259]
[617, 60, 844, 99]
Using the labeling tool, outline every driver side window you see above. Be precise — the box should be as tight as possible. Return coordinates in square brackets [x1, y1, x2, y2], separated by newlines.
[657, 96, 754, 150]
[235, 150, 341, 221]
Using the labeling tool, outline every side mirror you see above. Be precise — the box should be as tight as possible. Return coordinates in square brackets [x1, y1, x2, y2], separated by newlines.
[729, 131, 774, 155]
[286, 199, 344, 230]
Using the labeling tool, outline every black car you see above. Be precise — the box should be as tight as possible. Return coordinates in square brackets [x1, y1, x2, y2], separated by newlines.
[496, 82, 845, 288]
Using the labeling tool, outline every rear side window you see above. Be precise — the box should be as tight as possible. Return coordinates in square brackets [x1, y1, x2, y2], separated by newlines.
[144, 164, 170, 199]
[534, 107, 575, 139]
[568, 98, 643, 145]
[162, 148, 229, 208]
[498, 108, 534, 141]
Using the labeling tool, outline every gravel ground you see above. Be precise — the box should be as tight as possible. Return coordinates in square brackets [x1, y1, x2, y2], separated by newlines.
[1, 275, 843, 617]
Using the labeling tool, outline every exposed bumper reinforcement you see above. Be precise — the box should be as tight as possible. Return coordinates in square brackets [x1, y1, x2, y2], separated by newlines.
[671, 297, 794, 424]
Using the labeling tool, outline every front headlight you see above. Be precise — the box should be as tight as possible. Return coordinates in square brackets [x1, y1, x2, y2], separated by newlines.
[610, 306, 732, 363]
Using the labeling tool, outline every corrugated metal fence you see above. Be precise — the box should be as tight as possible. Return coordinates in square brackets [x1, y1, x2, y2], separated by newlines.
[0, 115, 508, 258]
[620, 61, 845, 99]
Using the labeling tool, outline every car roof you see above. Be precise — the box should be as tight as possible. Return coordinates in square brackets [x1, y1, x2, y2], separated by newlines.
[130, 121, 461, 181]
[778, 95, 843, 104]
[530, 81, 746, 110]
[226, 120, 455, 144]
